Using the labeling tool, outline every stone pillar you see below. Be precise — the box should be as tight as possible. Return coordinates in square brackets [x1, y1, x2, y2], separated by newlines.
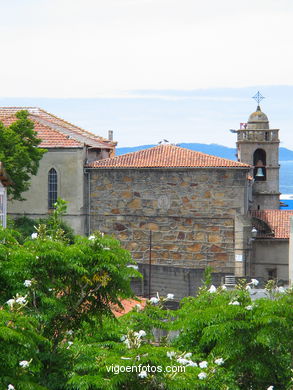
[289, 216, 293, 287]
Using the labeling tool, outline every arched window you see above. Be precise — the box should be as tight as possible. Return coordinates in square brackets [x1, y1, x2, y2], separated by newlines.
[48, 168, 57, 209]
[253, 149, 266, 181]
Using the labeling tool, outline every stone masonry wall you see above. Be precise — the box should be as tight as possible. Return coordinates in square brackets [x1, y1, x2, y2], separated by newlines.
[89, 168, 250, 273]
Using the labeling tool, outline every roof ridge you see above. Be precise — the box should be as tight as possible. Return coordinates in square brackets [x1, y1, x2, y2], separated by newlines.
[29, 117, 84, 145]
[87, 143, 250, 168]
[37, 108, 116, 146]
[0, 107, 116, 148]
[90, 144, 250, 166]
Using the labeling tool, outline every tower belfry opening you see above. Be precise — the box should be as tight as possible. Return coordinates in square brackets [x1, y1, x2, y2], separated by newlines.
[236, 93, 280, 210]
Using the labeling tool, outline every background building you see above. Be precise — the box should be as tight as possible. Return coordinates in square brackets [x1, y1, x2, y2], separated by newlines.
[0, 107, 116, 234]
[236, 104, 292, 283]
[2, 102, 291, 296]
[86, 144, 252, 297]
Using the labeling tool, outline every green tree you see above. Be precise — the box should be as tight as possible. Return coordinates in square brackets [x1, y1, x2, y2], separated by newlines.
[0, 211, 292, 389]
[0, 110, 46, 200]
[173, 282, 293, 390]
[0, 219, 140, 389]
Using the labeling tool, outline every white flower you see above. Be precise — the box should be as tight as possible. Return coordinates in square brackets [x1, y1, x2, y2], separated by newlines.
[134, 330, 146, 339]
[167, 293, 174, 300]
[214, 358, 224, 365]
[23, 280, 32, 288]
[66, 341, 73, 349]
[245, 305, 253, 311]
[135, 304, 142, 310]
[8, 385, 15, 390]
[208, 285, 217, 293]
[251, 278, 259, 286]
[16, 296, 26, 304]
[127, 264, 138, 270]
[276, 286, 285, 293]
[149, 297, 159, 304]
[138, 370, 147, 378]
[137, 330, 146, 338]
[184, 352, 192, 359]
[19, 360, 30, 368]
[31, 232, 38, 239]
[186, 360, 197, 367]
[198, 372, 207, 380]
[6, 299, 15, 307]
[221, 285, 227, 290]
[66, 330, 74, 335]
[199, 361, 208, 368]
[88, 235, 95, 240]
[229, 301, 240, 306]
[246, 285, 252, 291]
[167, 351, 176, 359]
[177, 357, 189, 365]
[120, 335, 126, 341]
[267, 386, 274, 390]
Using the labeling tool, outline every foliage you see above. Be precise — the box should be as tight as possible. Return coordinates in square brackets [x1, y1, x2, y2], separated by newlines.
[0, 308, 49, 390]
[0, 215, 139, 389]
[8, 199, 75, 244]
[0, 110, 46, 200]
[68, 300, 238, 390]
[0, 210, 292, 389]
[173, 282, 293, 390]
[67, 283, 292, 390]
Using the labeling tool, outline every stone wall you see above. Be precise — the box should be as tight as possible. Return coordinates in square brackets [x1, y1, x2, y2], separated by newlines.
[131, 264, 227, 301]
[89, 167, 250, 273]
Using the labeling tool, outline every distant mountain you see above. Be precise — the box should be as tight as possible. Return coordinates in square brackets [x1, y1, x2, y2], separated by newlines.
[116, 143, 293, 161]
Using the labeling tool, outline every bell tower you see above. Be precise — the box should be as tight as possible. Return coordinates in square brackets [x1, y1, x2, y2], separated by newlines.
[236, 92, 280, 210]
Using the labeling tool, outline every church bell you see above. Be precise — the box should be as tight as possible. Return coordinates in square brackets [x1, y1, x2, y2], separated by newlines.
[255, 167, 264, 177]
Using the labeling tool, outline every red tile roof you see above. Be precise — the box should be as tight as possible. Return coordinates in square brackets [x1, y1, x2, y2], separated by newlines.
[251, 210, 293, 239]
[0, 107, 116, 149]
[87, 144, 251, 168]
[111, 298, 147, 317]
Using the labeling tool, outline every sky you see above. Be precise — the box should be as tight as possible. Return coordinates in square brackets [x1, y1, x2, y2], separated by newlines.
[1, 0, 293, 148]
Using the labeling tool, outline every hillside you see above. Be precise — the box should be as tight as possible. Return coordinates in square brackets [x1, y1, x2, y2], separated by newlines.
[116, 143, 293, 161]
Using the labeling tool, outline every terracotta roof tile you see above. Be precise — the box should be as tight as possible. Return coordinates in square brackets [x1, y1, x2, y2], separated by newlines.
[251, 210, 293, 239]
[87, 144, 251, 168]
[111, 298, 147, 317]
[0, 107, 116, 149]
[1, 115, 81, 148]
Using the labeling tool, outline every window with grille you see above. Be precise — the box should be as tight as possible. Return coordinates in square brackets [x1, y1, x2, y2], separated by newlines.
[48, 168, 58, 209]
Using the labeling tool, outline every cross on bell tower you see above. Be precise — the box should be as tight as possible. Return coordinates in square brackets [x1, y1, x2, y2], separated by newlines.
[252, 91, 265, 107]
[235, 93, 280, 210]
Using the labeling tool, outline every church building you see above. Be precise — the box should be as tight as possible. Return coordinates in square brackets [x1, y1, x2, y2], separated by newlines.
[0, 107, 116, 234]
[1, 99, 291, 296]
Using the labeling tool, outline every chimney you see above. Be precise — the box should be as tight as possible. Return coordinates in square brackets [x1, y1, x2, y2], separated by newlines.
[108, 130, 113, 141]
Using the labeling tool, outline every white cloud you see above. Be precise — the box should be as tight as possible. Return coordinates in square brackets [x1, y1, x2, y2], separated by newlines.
[0, 0, 293, 97]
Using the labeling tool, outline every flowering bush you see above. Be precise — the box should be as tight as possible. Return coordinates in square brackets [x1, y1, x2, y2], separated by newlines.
[0, 217, 139, 389]
[173, 280, 293, 390]
[0, 212, 292, 389]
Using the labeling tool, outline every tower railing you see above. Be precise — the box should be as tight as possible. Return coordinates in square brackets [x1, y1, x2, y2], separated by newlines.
[237, 129, 279, 142]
